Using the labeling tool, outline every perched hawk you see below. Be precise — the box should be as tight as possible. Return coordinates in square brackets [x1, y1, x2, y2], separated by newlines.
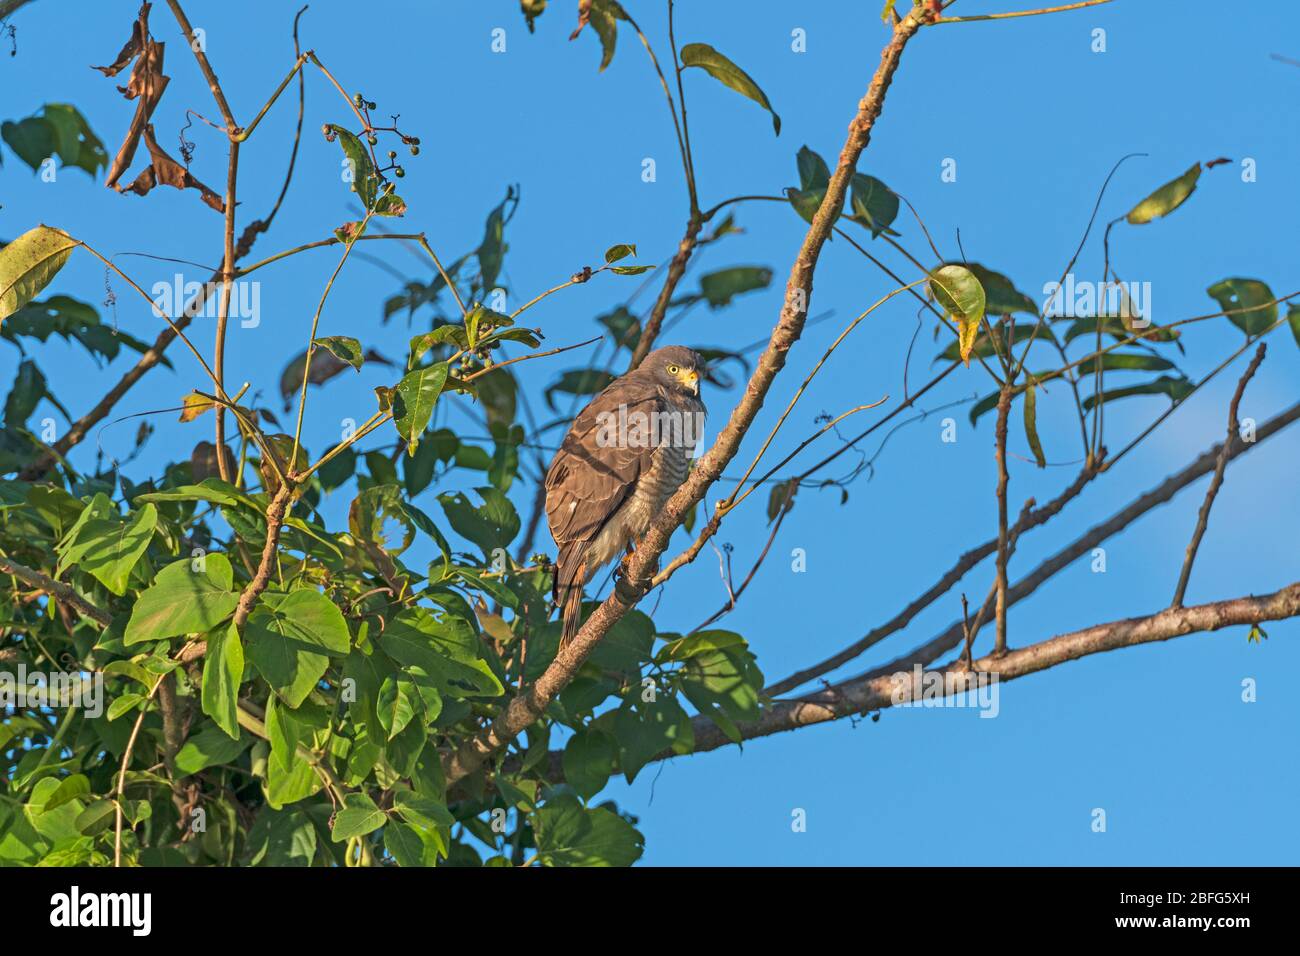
[545, 346, 706, 646]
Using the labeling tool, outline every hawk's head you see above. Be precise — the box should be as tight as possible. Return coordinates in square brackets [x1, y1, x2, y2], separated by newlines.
[642, 345, 704, 398]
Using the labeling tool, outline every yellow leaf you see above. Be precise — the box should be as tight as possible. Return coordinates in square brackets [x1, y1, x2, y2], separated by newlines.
[179, 392, 217, 423]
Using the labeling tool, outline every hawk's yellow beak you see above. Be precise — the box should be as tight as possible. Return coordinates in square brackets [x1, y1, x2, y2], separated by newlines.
[678, 368, 700, 395]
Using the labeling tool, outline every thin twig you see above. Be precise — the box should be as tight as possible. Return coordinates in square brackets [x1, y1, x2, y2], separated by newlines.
[1171, 342, 1267, 607]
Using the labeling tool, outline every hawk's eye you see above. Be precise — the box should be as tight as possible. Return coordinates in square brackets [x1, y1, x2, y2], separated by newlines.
[667, 364, 680, 374]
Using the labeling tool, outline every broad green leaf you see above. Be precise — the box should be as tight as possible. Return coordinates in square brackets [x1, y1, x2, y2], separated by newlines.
[385, 820, 437, 866]
[947, 263, 1037, 317]
[58, 502, 157, 596]
[604, 243, 636, 263]
[1206, 277, 1277, 337]
[393, 362, 449, 451]
[849, 173, 899, 237]
[246, 589, 350, 708]
[678, 644, 764, 744]
[655, 629, 747, 663]
[124, 553, 239, 645]
[393, 790, 454, 830]
[377, 673, 419, 740]
[679, 42, 781, 134]
[246, 807, 317, 866]
[330, 792, 386, 842]
[436, 486, 520, 557]
[42, 774, 90, 812]
[613, 695, 694, 783]
[379, 606, 504, 698]
[316, 335, 364, 370]
[1288, 304, 1300, 351]
[563, 729, 619, 800]
[697, 266, 772, 309]
[533, 794, 644, 867]
[202, 623, 244, 739]
[174, 725, 249, 777]
[1125, 163, 1201, 225]
[787, 146, 833, 224]
[1, 226, 77, 324]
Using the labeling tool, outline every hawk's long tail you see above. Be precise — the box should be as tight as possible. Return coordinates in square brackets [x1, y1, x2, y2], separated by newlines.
[554, 543, 588, 649]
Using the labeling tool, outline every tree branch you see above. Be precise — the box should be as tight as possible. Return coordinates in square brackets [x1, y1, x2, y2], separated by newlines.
[1171, 342, 1266, 607]
[0, 557, 113, 627]
[683, 579, 1300, 755]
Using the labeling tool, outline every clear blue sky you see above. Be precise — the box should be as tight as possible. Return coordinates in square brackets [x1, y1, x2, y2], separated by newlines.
[3, 0, 1298, 865]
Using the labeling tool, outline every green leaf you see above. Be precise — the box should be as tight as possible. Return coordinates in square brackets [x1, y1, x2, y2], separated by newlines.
[848, 173, 899, 237]
[384, 820, 437, 866]
[124, 553, 239, 645]
[330, 793, 386, 842]
[246, 589, 351, 708]
[1082, 375, 1195, 412]
[562, 729, 619, 800]
[573, 0, 626, 72]
[679, 42, 781, 135]
[604, 243, 636, 263]
[655, 629, 747, 663]
[533, 794, 644, 867]
[377, 673, 419, 740]
[1074, 352, 1176, 375]
[379, 606, 504, 699]
[1, 117, 55, 169]
[326, 126, 379, 209]
[246, 807, 317, 866]
[57, 502, 157, 596]
[929, 265, 986, 366]
[613, 695, 694, 783]
[202, 623, 244, 739]
[678, 643, 764, 744]
[0, 225, 77, 323]
[1023, 382, 1046, 468]
[393, 790, 454, 830]
[393, 361, 449, 451]
[1205, 278, 1278, 337]
[107, 693, 144, 721]
[174, 725, 249, 777]
[1288, 303, 1300, 351]
[787, 146, 833, 224]
[1125, 163, 1201, 225]
[316, 336, 364, 370]
[42, 774, 90, 812]
[697, 266, 773, 309]
[946, 263, 1037, 317]
[437, 486, 520, 557]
